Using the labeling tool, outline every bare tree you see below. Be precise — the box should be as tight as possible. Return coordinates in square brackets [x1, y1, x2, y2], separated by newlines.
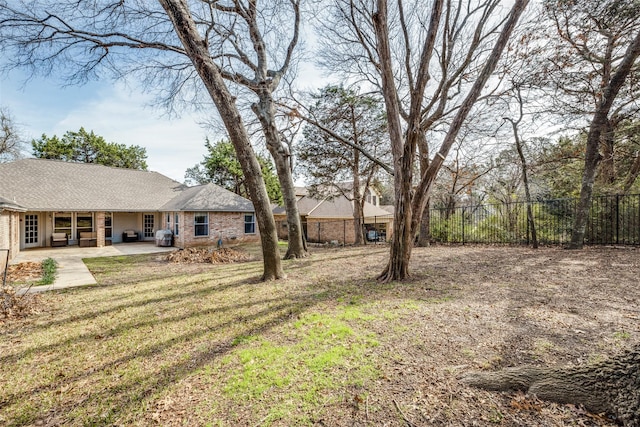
[502, 83, 538, 248]
[527, 0, 640, 249]
[0, 108, 25, 162]
[0, 0, 286, 280]
[316, 0, 529, 281]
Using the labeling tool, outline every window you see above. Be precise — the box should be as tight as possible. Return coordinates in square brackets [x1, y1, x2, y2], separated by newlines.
[244, 214, 256, 234]
[166, 213, 171, 230]
[53, 213, 72, 238]
[174, 213, 179, 236]
[76, 212, 93, 237]
[105, 212, 112, 240]
[194, 213, 208, 236]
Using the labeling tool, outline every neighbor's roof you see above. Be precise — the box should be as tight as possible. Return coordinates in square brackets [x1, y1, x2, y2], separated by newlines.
[307, 195, 392, 220]
[273, 187, 392, 221]
[161, 183, 254, 212]
[0, 159, 253, 212]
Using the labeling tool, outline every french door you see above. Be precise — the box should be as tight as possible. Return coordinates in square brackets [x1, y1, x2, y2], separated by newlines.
[24, 214, 40, 248]
[143, 214, 155, 239]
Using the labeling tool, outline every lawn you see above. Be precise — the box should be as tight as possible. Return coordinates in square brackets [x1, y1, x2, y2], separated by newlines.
[1, 244, 638, 426]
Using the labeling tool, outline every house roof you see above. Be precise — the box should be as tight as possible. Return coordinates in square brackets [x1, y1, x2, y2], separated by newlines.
[161, 183, 254, 212]
[0, 196, 26, 212]
[273, 186, 392, 222]
[0, 159, 253, 213]
[307, 195, 392, 220]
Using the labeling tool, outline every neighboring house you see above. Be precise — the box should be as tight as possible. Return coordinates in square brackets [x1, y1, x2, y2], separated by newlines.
[273, 187, 393, 244]
[0, 159, 259, 261]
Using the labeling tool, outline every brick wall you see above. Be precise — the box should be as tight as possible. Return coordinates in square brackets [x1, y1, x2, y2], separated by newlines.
[95, 211, 105, 247]
[307, 218, 360, 244]
[0, 210, 21, 261]
[178, 211, 260, 248]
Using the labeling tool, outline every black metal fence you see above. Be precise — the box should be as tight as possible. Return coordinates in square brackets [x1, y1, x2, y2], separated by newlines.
[429, 194, 640, 246]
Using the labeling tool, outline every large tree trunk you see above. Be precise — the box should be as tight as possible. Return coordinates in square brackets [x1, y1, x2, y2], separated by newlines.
[160, 0, 284, 280]
[375, 0, 527, 282]
[352, 154, 365, 245]
[252, 92, 308, 260]
[416, 132, 431, 247]
[511, 115, 538, 248]
[569, 30, 640, 249]
[462, 345, 640, 426]
[416, 199, 431, 247]
[599, 119, 616, 185]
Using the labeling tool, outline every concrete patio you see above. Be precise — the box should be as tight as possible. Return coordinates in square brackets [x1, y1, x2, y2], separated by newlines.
[11, 243, 175, 293]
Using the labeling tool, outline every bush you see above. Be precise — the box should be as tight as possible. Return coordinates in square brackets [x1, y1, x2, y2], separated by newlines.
[39, 258, 57, 286]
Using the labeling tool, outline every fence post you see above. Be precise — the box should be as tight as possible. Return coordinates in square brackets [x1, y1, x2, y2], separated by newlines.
[343, 220, 346, 247]
[462, 207, 466, 245]
[616, 194, 620, 245]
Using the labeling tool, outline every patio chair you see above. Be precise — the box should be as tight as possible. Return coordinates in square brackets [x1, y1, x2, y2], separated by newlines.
[50, 233, 68, 247]
[122, 230, 139, 242]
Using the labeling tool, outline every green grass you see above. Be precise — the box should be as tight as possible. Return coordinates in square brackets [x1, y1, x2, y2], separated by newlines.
[1, 246, 414, 426]
[37, 258, 57, 286]
[215, 309, 380, 425]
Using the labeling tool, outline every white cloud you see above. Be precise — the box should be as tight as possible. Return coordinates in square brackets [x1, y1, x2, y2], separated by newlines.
[53, 85, 214, 182]
[1, 76, 217, 182]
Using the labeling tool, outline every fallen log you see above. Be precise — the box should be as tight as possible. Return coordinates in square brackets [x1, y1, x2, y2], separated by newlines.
[461, 344, 639, 426]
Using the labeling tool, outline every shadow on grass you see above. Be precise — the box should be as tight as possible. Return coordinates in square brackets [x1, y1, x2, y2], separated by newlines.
[1, 245, 489, 426]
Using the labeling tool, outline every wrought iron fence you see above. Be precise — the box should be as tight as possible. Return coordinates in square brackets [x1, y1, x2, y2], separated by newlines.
[429, 194, 640, 246]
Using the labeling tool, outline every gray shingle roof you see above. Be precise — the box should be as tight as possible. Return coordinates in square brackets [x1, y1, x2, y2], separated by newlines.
[0, 196, 26, 212]
[161, 183, 254, 212]
[0, 159, 253, 213]
[273, 189, 392, 221]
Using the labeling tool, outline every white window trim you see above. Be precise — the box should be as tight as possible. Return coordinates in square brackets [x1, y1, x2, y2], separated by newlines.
[244, 213, 256, 234]
[194, 212, 209, 237]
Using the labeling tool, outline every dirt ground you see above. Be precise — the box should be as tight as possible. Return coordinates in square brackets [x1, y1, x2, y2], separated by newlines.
[149, 244, 640, 426]
[4, 244, 639, 426]
[357, 244, 640, 426]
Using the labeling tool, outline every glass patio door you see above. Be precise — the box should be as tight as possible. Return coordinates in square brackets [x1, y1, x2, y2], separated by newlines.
[24, 214, 40, 248]
[143, 214, 155, 239]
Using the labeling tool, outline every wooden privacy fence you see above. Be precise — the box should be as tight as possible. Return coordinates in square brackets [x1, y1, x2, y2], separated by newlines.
[429, 194, 640, 246]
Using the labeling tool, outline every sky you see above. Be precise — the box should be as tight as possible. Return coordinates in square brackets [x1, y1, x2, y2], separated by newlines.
[1, 70, 220, 183]
[2, 59, 327, 184]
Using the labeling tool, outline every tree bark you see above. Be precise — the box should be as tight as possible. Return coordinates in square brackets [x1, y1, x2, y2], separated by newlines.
[373, 0, 415, 283]
[416, 199, 431, 247]
[599, 119, 616, 185]
[507, 90, 538, 248]
[569, 30, 640, 249]
[252, 92, 308, 259]
[159, 0, 284, 280]
[462, 345, 640, 426]
[352, 150, 365, 245]
[416, 130, 431, 247]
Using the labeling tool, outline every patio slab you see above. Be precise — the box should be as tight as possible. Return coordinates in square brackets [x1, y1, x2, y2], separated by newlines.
[12, 243, 175, 293]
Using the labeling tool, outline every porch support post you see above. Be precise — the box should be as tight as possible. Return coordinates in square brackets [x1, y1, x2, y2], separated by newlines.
[96, 211, 106, 247]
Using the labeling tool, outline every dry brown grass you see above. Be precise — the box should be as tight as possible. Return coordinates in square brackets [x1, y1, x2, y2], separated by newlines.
[0, 244, 638, 426]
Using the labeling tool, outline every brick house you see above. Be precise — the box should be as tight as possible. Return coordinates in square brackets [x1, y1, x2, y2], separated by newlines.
[0, 159, 259, 261]
[273, 187, 393, 245]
